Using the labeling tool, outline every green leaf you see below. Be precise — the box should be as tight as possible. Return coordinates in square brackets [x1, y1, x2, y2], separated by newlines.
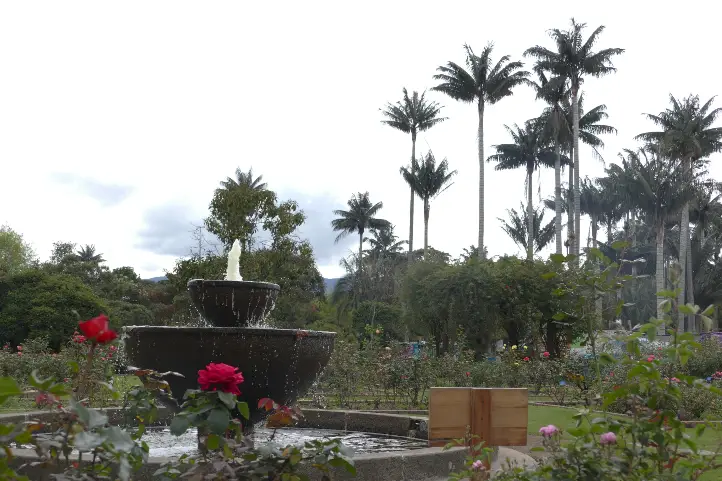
[598, 353, 617, 365]
[552, 312, 567, 321]
[0, 378, 22, 400]
[290, 452, 302, 465]
[169, 415, 191, 436]
[328, 456, 356, 475]
[550, 253, 566, 264]
[104, 426, 135, 452]
[702, 305, 715, 317]
[207, 407, 231, 435]
[530, 446, 546, 452]
[67, 360, 80, 373]
[72, 400, 108, 429]
[206, 433, 221, 451]
[218, 391, 236, 410]
[658, 290, 677, 299]
[541, 272, 557, 280]
[611, 240, 630, 251]
[679, 304, 698, 315]
[588, 248, 603, 260]
[237, 402, 250, 420]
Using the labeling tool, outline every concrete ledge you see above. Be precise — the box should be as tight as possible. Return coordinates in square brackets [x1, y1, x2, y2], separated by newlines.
[298, 409, 428, 439]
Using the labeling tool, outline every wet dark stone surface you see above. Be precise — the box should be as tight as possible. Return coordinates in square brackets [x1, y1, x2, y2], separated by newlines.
[123, 326, 335, 425]
[187, 279, 280, 327]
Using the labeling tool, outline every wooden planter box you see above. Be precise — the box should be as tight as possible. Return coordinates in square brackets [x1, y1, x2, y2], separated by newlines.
[428, 387, 528, 448]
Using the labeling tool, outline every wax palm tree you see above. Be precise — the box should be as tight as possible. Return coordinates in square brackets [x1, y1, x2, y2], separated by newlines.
[331, 192, 391, 275]
[219, 167, 267, 191]
[534, 71, 570, 254]
[365, 225, 407, 259]
[381, 89, 446, 262]
[610, 146, 697, 321]
[76, 244, 105, 264]
[488, 121, 556, 260]
[499, 204, 555, 255]
[433, 43, 530, 258]
[636, 95, 722, 329]
[400, 152, 457, 259]
[559, 95, 618, 250]
[526, 19, 624, 259]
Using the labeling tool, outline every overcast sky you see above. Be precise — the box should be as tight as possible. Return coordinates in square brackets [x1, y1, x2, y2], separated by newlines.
[1, 1, 720, 280]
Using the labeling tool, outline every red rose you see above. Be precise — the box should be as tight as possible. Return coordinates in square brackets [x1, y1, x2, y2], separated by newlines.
[465, 371, 471, 377]
[198, 363, 244, 396]
[542, 351, 550, 358]
[523, 357, 530, 362]
[78, 315, 117, 344]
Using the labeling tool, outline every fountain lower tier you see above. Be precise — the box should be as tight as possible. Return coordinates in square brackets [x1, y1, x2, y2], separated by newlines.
[123, 326, 335, 426]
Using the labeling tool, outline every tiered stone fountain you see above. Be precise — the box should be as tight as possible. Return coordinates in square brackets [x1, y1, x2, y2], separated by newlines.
[123, 240, 336, 425]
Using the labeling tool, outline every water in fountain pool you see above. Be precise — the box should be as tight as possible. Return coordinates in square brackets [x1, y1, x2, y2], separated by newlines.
[143, 426, 427, 458]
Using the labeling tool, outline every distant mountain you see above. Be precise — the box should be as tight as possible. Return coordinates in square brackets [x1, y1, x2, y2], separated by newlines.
[324, 277, 340, 294]
[146, 276, 168, 283]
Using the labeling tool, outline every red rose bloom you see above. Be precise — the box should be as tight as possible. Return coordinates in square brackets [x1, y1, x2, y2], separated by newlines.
[78, 315, 117, 344]
[198, 363, 244, 396]
[523, 356, 530, 362]
[542, 351, 550, 358]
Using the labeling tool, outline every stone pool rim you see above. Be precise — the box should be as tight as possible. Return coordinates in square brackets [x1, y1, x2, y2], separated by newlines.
[122, 325, 338, 337]
[2, 408, 472, 481]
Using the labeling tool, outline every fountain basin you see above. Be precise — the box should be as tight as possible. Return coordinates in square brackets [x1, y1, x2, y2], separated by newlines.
[123, 326, 335, 425]
[187, 279, 280, 327]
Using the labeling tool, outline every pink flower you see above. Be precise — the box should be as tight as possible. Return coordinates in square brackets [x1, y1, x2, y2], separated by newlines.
[16, 345, 22, 351]
[600, 432, 617, 445]
[671, 377, 680, 383]
[542, 351, 550, 358]
[647, 355, 655, 362]
[539, 424, 558, 438]
[465, 372, 470, 377]
[523, 356, 530, 362]
[472, 460, 485, 471]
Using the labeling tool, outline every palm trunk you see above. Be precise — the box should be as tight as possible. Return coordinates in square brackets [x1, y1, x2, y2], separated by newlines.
[567, 152, 574, 254]
[686, 229, 695, 332]
[677, 158, 690, 330]
[572, 86, 581, 261]
[554, 138, 562, 255]
[656, 221, 665, 330]
[358, 231, 364, 276]
[408, 133, 416, 264]
[423, 197, 430, 260]
[631, 211, 637, 276]
[592, 218, 601, 323]
[477, 100, 485, 258]
[527, 164, 534, 261]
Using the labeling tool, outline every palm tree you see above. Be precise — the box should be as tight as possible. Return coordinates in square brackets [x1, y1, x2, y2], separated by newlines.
[331, 192, 391, 274]
[76, 244, 105, 264]
[220, 167, 267, 191]
[400, 152, 457, 259]
[558, 95, 617, 250]
[433, 43, 530, 258]
[499, 203, 555, 255]
[365, 225, 407, 259]
[488, 121, 556, 260]
[534, 72, 569, 254]
[609, 146, 697, 321]
[526, 19, 624, 259]
[381, 89, 446, 262]
[636, 95, 722, 330]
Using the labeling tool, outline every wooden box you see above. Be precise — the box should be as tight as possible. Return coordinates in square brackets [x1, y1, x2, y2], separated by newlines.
[428, 387, 528, 447]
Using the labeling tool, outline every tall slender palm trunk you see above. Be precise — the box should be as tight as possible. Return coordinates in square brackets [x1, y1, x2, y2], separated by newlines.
[592, 219, 601, 322]
[656, 223, 666, 331]
[477, 101, 485, 258]
[408, 134, 417, 263]
[686, 229, 695, 331]
[572, 87, 581, 261]
[567, 152, 574, 254]
[554, 139, 562, 254]
[677, 158, 690, 330]
[358, 231, 364, 276]
[526, 165, 534, 261]
[423, 198, 430, 259]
